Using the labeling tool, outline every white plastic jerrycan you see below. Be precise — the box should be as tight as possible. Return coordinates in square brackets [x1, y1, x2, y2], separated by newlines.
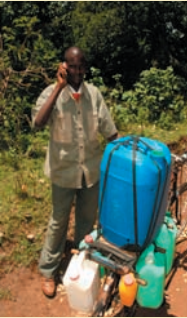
[63, 251, 100, 313]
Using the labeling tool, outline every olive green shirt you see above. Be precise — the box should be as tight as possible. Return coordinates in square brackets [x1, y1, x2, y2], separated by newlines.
[32, 82, 117, 188]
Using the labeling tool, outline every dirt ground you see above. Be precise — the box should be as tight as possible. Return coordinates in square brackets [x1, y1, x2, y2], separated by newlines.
[0, 237, 187, 317]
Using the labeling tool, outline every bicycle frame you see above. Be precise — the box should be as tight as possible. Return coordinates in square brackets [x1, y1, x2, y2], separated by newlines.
[168, 153, 187, 225]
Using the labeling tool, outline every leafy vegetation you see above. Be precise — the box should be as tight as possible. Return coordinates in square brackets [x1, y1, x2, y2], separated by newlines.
[121, 67, 187, 130]
[89, 66, 187, 132]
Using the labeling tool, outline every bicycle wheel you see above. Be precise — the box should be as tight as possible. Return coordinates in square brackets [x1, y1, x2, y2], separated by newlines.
[91, 282, 137, 317]
[92, 295, 137, 317]
[91, 274, 119, 317]
[91, 299, 106, 317]
[117, 303, 138, 317]
[169, 182, 187, 236]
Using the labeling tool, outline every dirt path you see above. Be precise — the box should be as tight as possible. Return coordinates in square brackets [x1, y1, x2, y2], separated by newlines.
[0, 239, 187, 317]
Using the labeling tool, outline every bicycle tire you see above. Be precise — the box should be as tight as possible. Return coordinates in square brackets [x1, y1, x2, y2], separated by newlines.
[91, 278, 119, 317]
[91, 286, 137, 317]
[169, 182, 187, 236]
[91, 300, 106, 317]
[92, 298, 137, 317]
[116, 303, 138, 317]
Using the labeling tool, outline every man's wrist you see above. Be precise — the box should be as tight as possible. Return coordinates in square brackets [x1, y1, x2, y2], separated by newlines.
[55, 82, 66, 91]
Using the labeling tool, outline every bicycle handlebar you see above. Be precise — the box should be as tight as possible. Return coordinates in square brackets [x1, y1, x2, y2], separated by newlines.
[171, 153, 187, 163]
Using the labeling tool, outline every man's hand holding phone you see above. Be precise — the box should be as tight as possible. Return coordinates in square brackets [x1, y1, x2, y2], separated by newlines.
[57, 62, 68, 88]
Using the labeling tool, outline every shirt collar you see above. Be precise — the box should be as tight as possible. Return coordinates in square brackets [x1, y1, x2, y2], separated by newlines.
[60, 82, 90, 102]
[68, 84, 83, 94]
[81, 82, 90, 100]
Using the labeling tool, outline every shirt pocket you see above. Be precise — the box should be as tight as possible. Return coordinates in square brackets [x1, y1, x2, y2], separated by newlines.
[52, 112, 72, 143]
[87, 111, 98, 141]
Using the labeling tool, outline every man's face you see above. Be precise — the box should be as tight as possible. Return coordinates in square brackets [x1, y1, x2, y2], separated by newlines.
[66, 55, 86, 90]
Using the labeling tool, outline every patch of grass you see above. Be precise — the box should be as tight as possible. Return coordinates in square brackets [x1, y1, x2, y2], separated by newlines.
[0, 152, 51, 271]
[0, 288, 14, 301]
[121, 122, 187, 150]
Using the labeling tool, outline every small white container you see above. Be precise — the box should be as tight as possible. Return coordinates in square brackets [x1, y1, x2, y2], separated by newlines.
[63, 251, 100, 313]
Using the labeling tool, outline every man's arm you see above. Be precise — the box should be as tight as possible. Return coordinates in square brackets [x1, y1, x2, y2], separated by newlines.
[34, 63, 67, 128]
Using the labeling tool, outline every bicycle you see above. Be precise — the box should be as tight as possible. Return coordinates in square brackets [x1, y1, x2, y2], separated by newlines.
[71, 152, 187, 317]
[168, 153, 187, 238]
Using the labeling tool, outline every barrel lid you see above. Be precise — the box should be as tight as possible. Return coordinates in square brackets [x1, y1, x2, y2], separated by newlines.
[124, 273, 135, 286]
[84, 234, 94, 244]
[151, 149, 164, 157]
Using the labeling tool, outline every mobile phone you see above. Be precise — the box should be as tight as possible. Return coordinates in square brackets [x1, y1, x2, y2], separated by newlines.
[62, 61, 68, 70]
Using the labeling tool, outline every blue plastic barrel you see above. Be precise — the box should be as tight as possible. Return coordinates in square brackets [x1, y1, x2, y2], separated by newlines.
[99, 135, 171, 249]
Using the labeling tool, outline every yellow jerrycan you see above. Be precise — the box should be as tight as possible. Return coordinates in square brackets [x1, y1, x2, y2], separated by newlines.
[118, 272, 137, 307]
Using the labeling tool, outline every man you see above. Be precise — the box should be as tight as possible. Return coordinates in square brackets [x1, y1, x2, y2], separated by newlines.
[32, 46, 118, 297]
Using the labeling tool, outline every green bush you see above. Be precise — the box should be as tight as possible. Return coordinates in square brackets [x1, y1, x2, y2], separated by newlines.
[0, 15, 57, 155]
[88, 66, 187, 132]
[121, 67, 187, 129]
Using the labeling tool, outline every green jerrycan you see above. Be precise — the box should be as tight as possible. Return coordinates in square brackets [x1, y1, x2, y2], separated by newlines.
[136, 244, 165, 309]
[154, 211, 178, 275]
